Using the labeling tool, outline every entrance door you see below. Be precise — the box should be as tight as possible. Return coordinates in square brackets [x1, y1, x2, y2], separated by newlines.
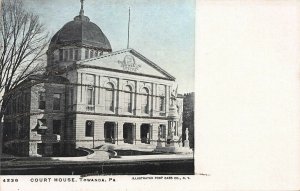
[37, 143, 44, 156]
[140, 124, 150, 144]
[104, 122, 115, 143]
[123, 123, 134, 144]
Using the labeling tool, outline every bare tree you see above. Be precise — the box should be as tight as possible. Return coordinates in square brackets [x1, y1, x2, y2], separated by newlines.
[0, 0, 48, 153]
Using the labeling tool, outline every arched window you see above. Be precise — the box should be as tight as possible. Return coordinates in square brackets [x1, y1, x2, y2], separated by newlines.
[141, 87, 149, 114]
[124, 85, 132, 113]
[87, 87, 94, 105]
[105, 83, 114, 111]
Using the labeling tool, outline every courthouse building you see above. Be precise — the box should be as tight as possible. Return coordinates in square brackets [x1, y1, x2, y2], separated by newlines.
[3, 3, 183, 156]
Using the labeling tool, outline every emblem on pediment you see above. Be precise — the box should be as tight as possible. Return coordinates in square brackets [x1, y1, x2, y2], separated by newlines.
[118, 55, 141, 72]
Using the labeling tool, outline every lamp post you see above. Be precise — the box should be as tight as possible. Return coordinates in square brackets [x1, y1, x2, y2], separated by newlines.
[92, 125, 95, 149]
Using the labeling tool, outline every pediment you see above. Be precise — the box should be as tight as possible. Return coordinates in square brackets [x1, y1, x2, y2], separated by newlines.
[77, 49, 175, 80]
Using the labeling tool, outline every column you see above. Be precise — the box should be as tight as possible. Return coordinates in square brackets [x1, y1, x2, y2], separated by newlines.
[157, 125, 162, 148]
[113, 122, 117, 144]
[115, 78, 121, 114]
[135, 122, 141, 144]
[135, 82, 141, 115]
[99, 76, 105, 111]
[29, 142, 38, 156]
[76, 72, 82, 111]
[95, 121, 105, 146]
[133, 123, 136, 144]
[153, 83, 158, 116]
[117, 122, 124, 144]
[133, 80, 137, 115]
[95, 75, 101, 112]
[165, 85, 170, 116]
[118, 81, 124, 114]
[150, 83, 154, 116]
[151, 123, 159, 145]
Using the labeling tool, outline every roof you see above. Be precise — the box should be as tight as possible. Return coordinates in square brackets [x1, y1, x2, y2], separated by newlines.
[75, 48, 176, 81]
[48, 15, 112, 52]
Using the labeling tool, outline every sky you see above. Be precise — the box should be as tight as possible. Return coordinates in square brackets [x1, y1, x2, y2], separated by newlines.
[23, 0, 195, 93]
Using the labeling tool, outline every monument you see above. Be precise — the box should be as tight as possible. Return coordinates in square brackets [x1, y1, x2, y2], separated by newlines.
[155, 87, 193, 154]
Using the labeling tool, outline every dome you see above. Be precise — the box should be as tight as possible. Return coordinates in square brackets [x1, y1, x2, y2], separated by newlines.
[48, 14, 112, 52]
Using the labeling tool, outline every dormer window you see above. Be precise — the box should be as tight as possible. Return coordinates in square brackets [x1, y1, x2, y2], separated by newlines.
[59, 49, 63, 61]
[75, 49, 79, 60]
[69, 49, 73, 60]
[64, 50, 68, 61]
[90, 50, 93, 58]
[85, 49, 89, 59]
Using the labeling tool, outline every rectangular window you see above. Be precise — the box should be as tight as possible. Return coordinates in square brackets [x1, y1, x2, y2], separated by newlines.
[21, 94, 24, 112]
[24, 93, 29, 111]
[64, 50, 68, 61]
[70, 88, 74, 106]
[85, 120, 94, 137]
[38, 92, 46, 109]
[53, 120, 61, 134]
[160, 125, 166, 138]
[87, 88, 94, 105]
[17, 95, 22, 113]
[52, 143, 61, 156]
[85, 49, 89, 59]
[16, 96, 19, 113]
[59, 49, 63, 61]
[12, 98, 16, 113]
[69, 120, 73, 128]
[37, 143, 44, 156]
[69, 49, 73, 60]
[75, 49, 79, 60]
[159, 97, 165, 111]
[6, 103, 10, 115]
[18, 96, 22, 112]
[53, 93, 61, 110]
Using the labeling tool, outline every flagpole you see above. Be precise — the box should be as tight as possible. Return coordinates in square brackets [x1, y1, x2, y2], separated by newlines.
[127, 7, 130, 49]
